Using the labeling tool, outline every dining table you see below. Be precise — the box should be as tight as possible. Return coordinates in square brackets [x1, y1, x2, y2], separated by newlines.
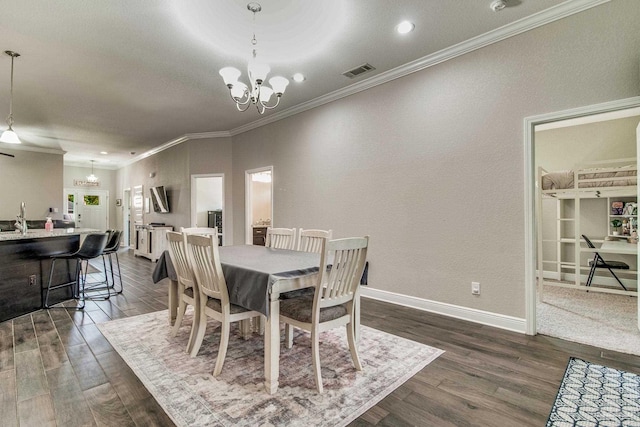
[152, 244, 364, 394]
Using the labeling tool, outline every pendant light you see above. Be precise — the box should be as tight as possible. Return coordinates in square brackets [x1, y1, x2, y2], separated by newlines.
[87, 160, 98, 183]
[0, 51, 21, 144]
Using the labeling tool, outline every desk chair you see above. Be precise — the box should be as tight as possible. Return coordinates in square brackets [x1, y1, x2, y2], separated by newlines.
[582, 235, 629, 291]
[44, 232, 109, 309]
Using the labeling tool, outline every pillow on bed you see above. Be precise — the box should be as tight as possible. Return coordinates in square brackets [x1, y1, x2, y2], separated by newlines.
[542, 170, 574, 190]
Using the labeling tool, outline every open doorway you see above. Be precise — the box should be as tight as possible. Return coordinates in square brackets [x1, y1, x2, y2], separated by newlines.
[123, 187, 131, 247]
[524, 97, 640, 354]
[245, 167, 273, 245]
[191, 174, 224, 243]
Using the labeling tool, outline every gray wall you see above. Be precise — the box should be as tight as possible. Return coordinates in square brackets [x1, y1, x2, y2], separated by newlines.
[230, 0, 640, 318]
[115, 0, 639, 320]
[0, 148, 64, 220]
[117, 136, 234, 241]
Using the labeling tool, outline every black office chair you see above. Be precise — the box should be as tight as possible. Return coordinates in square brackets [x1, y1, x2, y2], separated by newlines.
[44, 232, 109, 309]
[581, 235, 629, 291]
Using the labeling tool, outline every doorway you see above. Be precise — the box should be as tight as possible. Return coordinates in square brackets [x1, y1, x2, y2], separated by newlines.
[191, 174, 224, 243]
[64, 188, 109, 230]
[524, 97, 640, 339]
[123, 188, 131, 247]
[245, 167, 273, 245]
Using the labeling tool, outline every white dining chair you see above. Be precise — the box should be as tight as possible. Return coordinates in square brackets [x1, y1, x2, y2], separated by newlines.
[186, 233, 262, 376]
[279, 236, 369, 393]
[181, 226, 217, 236]
[297, 228, 332, 253]
[166, 231, 200, 354]
[265, 227, 297, 250]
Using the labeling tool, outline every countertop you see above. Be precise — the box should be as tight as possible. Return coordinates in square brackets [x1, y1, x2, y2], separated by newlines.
[0, 228, 101, 242]
[252, 225, 270, 228]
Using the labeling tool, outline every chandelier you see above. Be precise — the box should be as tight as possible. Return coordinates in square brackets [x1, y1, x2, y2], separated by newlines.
[0, 51, 21, 144]
[87, 160, 98, 183]
[219, 3, 289, 114]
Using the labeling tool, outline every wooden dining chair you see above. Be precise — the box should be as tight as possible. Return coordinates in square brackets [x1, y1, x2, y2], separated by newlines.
[181, 226, 217, 236]
[265, 227, 297, 250]
[166, 231, 200, 354]
[279, 236, 369, 393]
[297, 228, 332, 253]
[186, 233, 262, 376]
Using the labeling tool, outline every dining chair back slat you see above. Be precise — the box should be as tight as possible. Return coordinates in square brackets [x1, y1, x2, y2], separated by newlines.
[297, 228, 332, 253]
[266, 227, 297, 250]
[186, 233, 227, 302]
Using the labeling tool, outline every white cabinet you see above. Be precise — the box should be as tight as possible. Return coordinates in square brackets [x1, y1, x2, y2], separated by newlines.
[134, 225, 172, 262]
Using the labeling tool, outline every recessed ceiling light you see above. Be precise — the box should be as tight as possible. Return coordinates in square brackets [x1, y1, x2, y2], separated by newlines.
[293, 73, 305, 82]
[396, 21, 415, 34]
[100, 151, 108, 155]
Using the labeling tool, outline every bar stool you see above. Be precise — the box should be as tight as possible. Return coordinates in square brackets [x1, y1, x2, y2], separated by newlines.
[102, 230, 123, 295]
[44, 232, 109, 309]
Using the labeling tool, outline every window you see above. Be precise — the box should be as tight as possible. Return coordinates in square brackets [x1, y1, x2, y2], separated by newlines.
[84, 195, 100, 206]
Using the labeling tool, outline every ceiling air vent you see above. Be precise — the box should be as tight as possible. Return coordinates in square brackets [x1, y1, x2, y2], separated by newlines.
[342, 63, 376, 79]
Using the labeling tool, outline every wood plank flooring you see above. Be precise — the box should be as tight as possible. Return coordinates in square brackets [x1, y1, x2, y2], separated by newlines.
[0, 249, 638, 426]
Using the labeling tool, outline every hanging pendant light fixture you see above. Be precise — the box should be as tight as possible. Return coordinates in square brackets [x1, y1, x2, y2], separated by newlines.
[87, 160, 98, 183]
[219, 3, 289, 114]
[0, 51, 21, 144]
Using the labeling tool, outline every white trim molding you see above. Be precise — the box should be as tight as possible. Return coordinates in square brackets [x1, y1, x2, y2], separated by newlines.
[360, 287, 526, 334]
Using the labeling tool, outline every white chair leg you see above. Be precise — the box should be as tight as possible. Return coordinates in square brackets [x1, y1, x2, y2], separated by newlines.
[189, 302, 208, 357]
[346, 322, 362, 371]
[171, 299, 187, 337]
[186, 302, 200, 354]
[311, 328, 323, 393]
[285, 324, 294, 349]
[214, 319, 230, 377]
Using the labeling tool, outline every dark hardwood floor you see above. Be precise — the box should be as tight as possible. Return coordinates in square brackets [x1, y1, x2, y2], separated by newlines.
[1, 249, 639, 426]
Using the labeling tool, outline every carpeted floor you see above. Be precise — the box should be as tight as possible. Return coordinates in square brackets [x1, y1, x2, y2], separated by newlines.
[537, 285, 640, 355]
[546, 357, 640, 426]
[98, 310, 443, 427]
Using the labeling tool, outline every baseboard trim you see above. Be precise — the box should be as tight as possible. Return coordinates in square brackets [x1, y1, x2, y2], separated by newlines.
[360, 287, 526, 334]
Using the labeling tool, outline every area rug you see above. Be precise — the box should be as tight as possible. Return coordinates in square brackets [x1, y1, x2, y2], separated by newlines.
[537, 285, 640, 356]
[546, 357, 640, 426]
[97, 310, 443, 427]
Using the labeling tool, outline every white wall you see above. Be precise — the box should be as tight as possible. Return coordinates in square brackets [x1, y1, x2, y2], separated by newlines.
[251, 180, 271, 225]
[195, 176, 223, 227]
[231, 0, 640, 319]
[0, 147, 63, 220]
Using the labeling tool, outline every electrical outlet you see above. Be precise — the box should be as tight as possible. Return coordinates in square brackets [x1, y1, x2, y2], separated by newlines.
[471, 281, 480, 295]
[29, 274, 37, 286]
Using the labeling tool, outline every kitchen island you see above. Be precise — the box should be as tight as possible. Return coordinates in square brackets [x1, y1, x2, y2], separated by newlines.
[0, 228, 100, 322]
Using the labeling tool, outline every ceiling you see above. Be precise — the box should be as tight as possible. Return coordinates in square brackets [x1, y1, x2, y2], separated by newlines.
[0, 0, 576, 169]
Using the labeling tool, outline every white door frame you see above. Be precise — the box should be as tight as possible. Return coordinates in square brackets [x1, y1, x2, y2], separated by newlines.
[64, 188, 110, 230]
[191, 172, 225, 230]
[245, 166, 273, 245]
[524, 96, 640, 335]
[123, 187, 131, 247]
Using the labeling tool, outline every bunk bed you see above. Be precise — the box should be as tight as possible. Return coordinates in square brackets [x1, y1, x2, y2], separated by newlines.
[536, 157, 638, 297]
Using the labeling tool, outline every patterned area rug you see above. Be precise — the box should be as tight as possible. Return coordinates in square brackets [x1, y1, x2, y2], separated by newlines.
[97, 310, 443, 427]
[546, 357, 640, 426]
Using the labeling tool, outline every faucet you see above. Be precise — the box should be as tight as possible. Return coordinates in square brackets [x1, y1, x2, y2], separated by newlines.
[14, 201, 27, 235]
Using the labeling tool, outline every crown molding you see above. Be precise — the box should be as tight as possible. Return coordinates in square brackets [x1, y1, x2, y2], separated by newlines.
[123, 0, 610, 163]
[227, 0, 610, 136]
[0, 143, 66, 156]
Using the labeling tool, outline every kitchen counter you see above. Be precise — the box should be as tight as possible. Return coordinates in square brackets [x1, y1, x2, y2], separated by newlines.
[0, 228, 100, 242]
[0, 229, 101, 322]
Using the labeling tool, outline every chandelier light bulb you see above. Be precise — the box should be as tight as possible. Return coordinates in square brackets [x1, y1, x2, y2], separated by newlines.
[230, 82, 248, 99]
[247, 59, 270, 84]
[219, 67, 241, 86]
[268, 76, 289, 95]
[259, 86, 274, 103]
